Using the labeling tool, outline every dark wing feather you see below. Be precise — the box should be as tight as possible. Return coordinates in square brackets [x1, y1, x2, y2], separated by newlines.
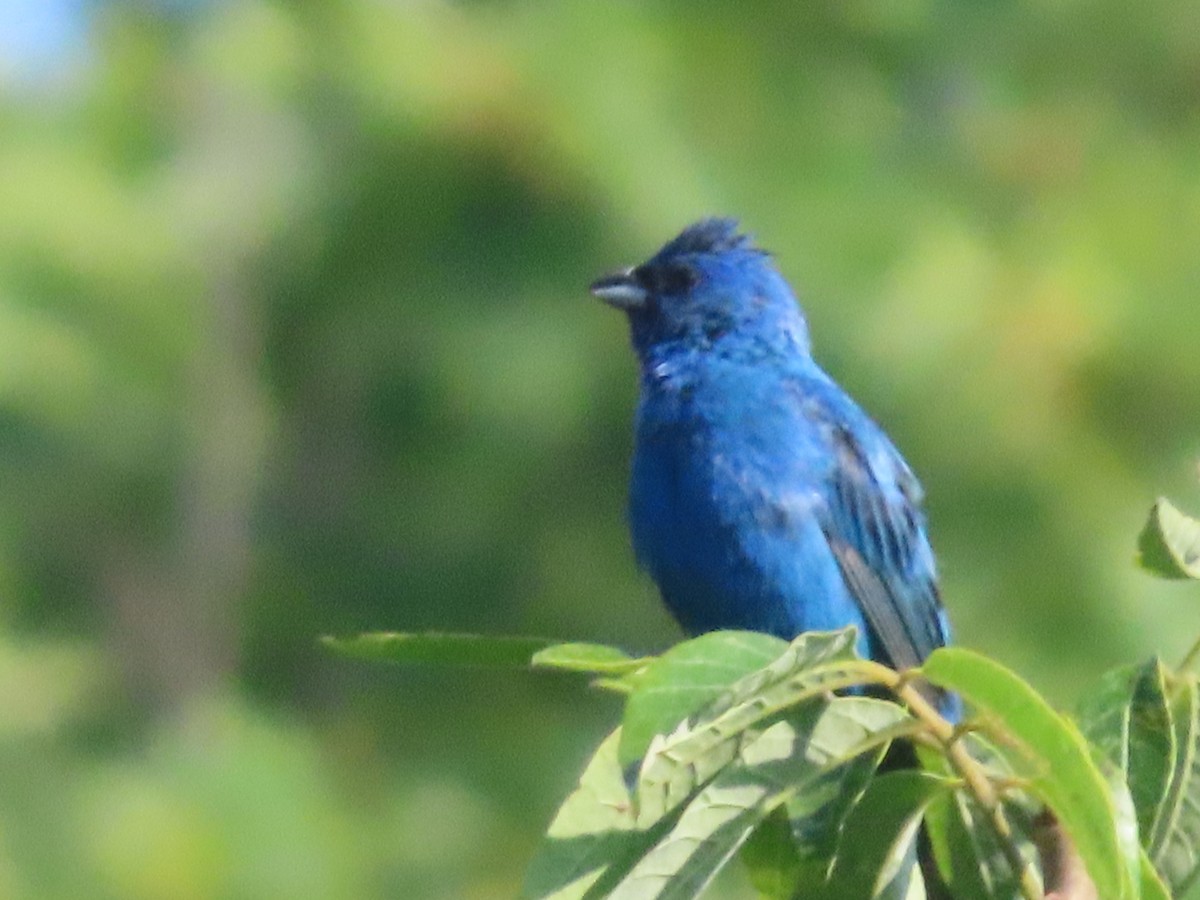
[821, 419, 947, 671]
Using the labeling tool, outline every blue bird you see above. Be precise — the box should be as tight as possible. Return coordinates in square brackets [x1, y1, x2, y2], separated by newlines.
[591, 218, 954, 709]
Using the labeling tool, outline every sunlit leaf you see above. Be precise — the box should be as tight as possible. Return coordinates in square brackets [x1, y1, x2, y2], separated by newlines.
[606, 699, 907, 899]
[1138, 497, 1200, 580]
[922, 648, 1139, 899]
[742, 705, 900, 899]
[522, 729, 638, 900]
[610, 718, 815, 899]
[617, 630, 786, 768]
[787, 738, 890, 866]
[632, 629, 882, 822]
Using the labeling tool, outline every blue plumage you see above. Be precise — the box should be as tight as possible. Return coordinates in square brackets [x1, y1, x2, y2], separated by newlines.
[592, 219, 954, 708]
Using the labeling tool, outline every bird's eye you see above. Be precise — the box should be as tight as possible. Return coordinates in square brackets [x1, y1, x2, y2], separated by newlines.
[635, 263, 697, 296]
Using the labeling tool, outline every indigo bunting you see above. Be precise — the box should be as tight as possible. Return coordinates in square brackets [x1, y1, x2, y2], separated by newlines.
[591, 219, 954, 710]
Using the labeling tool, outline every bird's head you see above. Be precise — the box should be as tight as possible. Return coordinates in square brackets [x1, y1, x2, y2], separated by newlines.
[590, 218, 811, 362]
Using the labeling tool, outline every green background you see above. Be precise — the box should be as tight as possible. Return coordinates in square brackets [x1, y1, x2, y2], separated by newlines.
[2, 1, 1199, 897]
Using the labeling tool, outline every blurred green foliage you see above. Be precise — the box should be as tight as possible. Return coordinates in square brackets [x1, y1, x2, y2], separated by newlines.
[1, 0, 1199, 897]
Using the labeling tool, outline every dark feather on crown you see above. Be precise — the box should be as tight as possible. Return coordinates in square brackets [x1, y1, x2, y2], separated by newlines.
[657, 218, 762, 259]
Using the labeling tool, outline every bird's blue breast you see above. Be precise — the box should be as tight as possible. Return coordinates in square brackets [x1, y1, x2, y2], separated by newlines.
[628, 351, 874, 658]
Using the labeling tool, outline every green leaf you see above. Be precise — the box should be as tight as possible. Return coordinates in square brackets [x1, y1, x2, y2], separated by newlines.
[617, 630, 786, 768]
[922, 647, 1140, 899]
[605, 698, 908, 899]
[632, 629, 881, 823]
[743, 702, 902, 899]
[919, 734, 1032, 900]
[787, 735, 892, 865]
[1078, 659, 1177, 855]
[920, 730, 1039, 898]
[1126, 661, 1176, 854]
[531, 643, 647, 675]
[1140, 848, 1173, 900]
[323, 633, 645, 676]
[922, 789, 1027, 900]
[1148, 675, 1200, 894]
[1107, 758, 1145, 900]
[522, 729, 638, 900]
[586, 676, 641, 695]
[738, 806, 803, 900]
[826, 770, 952, 899]
[1078, 662, 1138, 772]
[321, 631, 562, 666]
[611, 718, 814, 899]
[527, 697, 908, 900]
[1138, 497, 1200, 580]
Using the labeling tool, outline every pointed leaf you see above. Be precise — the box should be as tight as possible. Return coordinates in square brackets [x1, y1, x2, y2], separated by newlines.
[1138, 497, 1200, 580]
[618, 630, 786, 768]
[1128, 662, 1176, 844]
[922, 647, 1140, 899]
[1078, 659, 1178, 855]
[1078, 663, 1138, 772]
[531, 643, 647, 675]
[322, 631, 560, 666]
[1148, 675, 1200, 894]
[1128, 661, 1176, 854]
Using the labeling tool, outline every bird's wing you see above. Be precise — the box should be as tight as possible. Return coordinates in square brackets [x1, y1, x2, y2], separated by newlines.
[815, 407, 947, 672]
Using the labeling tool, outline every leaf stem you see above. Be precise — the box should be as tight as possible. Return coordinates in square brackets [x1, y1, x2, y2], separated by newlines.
[1177, 633, 1200, 679]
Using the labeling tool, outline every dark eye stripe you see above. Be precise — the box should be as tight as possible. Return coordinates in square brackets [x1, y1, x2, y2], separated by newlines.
[635, 263, 697, 296]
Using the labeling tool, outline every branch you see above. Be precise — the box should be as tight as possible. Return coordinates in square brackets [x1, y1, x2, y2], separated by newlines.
[1032, 810, 1099, 900]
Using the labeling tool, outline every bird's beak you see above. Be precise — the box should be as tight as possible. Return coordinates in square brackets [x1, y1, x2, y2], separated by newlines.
[590, 268, 647, 311]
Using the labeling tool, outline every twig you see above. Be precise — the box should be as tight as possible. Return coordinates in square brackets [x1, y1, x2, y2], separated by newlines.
[852, 660, 1045, 900]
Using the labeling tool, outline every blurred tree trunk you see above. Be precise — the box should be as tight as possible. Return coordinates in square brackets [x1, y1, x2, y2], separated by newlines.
[102, 65, 305, 710]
